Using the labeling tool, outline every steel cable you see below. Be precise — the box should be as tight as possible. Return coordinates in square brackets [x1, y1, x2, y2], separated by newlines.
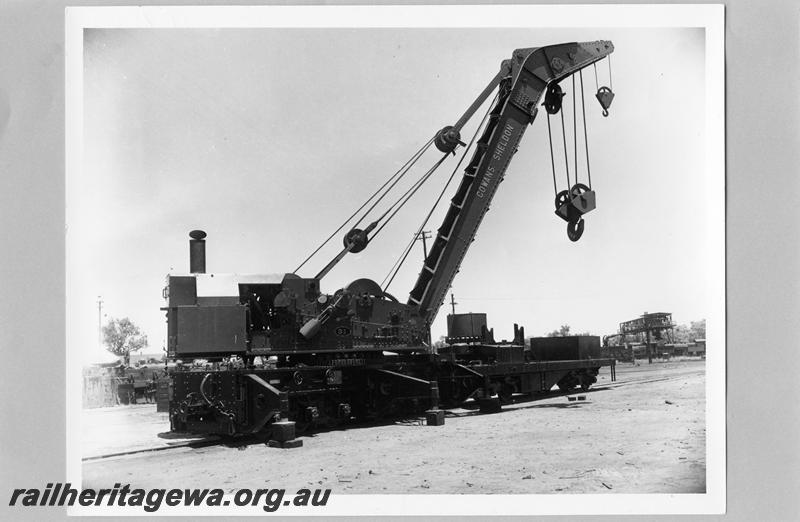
[573, 75, 578, 187]
[353, 136, 436, 229]
[381, 93, 499, 291]
[293, 135, 435, 273]
[370, 153, 450, 241]
[547, 113, 558, 196]
[560, 103, 571, 191]
[580, 70, 593, 188]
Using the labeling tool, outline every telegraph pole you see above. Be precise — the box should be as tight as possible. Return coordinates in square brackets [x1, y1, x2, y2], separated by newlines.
[97, 296, 104, 350]
[449, 293, 458, 315]
[414, 230, 432, 259]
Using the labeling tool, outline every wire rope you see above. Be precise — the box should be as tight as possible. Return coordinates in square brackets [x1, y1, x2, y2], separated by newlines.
[381, 93, 499, 291]
[559, 101, 571, 191]
[293, 135, 434, 273]
[370, 153, 450, 241]
[579, 70, 593, 189]
[572, 75, 578, 187]
[546, 113, 558, 196]
[353, 136, 435, 229]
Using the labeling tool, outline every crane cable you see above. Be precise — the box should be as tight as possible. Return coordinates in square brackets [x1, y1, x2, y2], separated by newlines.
[369, 152, 450, 241]
[573, 74, 578, 187]
[381, 92, 499, 292]
[559, 98, 571, 192]
[351, 138, 438, 231]
[580, 70, 593, 189]
[608, 54, 613, 90]
[546, 110, 558, 195]
[593, 55, 613, 92]
[546, 72, 594, 198]
[293, 135, 435, 273]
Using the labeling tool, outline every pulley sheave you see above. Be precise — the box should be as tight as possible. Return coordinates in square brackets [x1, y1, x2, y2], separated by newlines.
[543, 82, 565, 115]
[434, 126, 466, 154]
[343, 228, 369, 253]
[555, 189, 570, 209]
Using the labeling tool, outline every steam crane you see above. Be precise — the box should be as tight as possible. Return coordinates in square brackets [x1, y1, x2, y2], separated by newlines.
[163, 41, 617, 437]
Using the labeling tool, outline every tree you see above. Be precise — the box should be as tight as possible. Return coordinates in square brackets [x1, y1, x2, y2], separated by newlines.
[689, 319, 706, 341]
[103, 317, 148, 366]
[547, 324, 571, 337]
[673, 319, 706, 343]
[673, 324, 690, 343]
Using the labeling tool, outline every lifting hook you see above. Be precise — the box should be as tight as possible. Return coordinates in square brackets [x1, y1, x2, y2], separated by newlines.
[595, 86, 614, 117]
[567, 217, 585, 242]
[554, 183, 595, 242]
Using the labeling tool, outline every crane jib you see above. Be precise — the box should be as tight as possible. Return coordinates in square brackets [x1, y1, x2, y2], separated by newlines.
[408, 100, 531, 323]
[407, 41, 614, 326]
[477, 121, 516, 199]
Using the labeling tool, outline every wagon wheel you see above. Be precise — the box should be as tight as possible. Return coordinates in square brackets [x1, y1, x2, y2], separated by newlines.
[444, 379, 473, 406]
[498, 384, 514, 405]
[557, 381, 575, 392]
[579, 370, 597, 391]
[557, 373, 578, 392]
[294, 419, 312, 435]
[292, 402, 318, 435]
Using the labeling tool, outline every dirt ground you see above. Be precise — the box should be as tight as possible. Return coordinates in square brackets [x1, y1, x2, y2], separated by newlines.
[82, 359, 705, 494]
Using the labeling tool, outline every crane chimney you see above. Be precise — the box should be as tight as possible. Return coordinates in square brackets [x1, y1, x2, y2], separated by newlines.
[189, 230, 207, 274]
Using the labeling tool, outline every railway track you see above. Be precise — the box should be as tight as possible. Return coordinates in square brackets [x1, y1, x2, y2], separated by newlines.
[604, 373, 702, 389]
[82, 437, 222, 462]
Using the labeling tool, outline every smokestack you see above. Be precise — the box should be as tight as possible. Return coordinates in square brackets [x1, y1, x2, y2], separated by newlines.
[189, 230, 207, 274]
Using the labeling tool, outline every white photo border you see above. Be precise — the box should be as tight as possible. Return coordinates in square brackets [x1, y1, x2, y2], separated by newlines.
[66, 4, 725, 516]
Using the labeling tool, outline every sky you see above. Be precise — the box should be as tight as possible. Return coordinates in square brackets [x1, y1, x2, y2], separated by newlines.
[72, 26, 709, 364]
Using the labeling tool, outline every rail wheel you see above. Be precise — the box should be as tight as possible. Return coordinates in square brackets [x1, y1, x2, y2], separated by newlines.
[293, 419, 312, 435]
[498, 384, 514, 405]
[579, 369, 598, 391]
[556, 372, 579, 392]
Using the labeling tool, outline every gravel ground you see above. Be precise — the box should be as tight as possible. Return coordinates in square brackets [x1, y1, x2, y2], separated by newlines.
[82, 359, 705, 494]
